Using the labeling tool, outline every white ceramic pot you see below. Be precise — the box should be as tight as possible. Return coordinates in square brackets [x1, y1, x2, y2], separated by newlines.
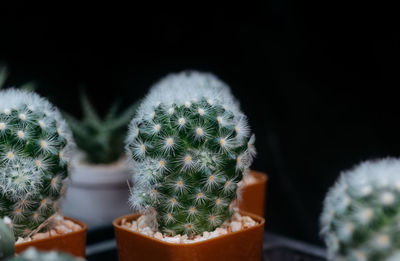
[62, 159, 131, 230]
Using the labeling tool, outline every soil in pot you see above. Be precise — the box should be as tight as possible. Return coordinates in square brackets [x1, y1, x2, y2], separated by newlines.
[14, 216, 87, 258]
[238, 170, 268, 217]
[113, 210, 265, 261]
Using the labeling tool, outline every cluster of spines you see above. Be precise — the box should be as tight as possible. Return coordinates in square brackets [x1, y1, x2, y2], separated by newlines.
[127, 89, 255, 236]
[320, 158, 400, 261]
[0, 89, 73, 238]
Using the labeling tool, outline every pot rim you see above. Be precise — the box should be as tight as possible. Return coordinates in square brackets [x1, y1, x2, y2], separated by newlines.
[113, 210, 265, 247]
[246, 170, 268, 187]
[15, 216, 88, 247]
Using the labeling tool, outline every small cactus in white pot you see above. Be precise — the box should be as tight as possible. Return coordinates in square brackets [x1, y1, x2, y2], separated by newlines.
[320, 158, 400, 261]
[62, 92, 139, 229]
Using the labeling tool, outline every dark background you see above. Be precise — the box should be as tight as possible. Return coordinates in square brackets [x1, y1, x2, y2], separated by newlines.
[1, 2, 399, 246]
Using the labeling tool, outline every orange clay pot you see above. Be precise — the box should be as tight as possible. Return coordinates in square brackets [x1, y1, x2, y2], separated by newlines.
[239, 170, 268, 217]
[113, 210, 265, 261]
[15, 217, 87, 258]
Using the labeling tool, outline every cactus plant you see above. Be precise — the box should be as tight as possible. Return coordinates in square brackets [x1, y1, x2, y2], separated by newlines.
[0, 89, 74, 238]
[126, 71, 256, 236]
[0, 217, 15, 260]
[6, 248, 83, 261]
[64, 92, 139, 164]
[320, 158, 400, 261]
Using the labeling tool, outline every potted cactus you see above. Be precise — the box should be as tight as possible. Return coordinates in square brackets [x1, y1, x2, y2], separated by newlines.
[1, 219, 82, 261]
[113, 71, 265, 261]
[321, 158, 400, 261]
[0, 89, 87, 257]
[62, 92, 138, 228]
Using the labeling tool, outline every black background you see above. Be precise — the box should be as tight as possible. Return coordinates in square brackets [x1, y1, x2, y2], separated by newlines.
[1, 2, 399, 246]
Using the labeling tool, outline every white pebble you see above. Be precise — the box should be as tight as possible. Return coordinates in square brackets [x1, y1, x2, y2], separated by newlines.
[230, 221, 242, 232]
[154, 232, 163, 240]
[163, 235, 181, 244]
[140, 227, 154, 236]
[137, 216, 148, 230]
[130, 221, 138, 231]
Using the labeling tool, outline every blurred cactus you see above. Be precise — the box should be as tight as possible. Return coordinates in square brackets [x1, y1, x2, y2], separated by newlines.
[64, 92, 138, 164]
[321, 158, 400, 261]
[6, 248, 84, 261]
[0, 89, 74, 238]
[0, 63, 37, 92]
[0, 63, 9, 90]
[0, 217, 15, 260]
[126, 71, 256, 236]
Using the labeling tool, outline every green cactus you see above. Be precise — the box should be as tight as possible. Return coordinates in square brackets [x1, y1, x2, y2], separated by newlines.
[6, 248, 83, 261]
[64, 91, 139, 164]
[126, 71, 256, 236]
[0, 218, 15, 260]
[320, 158, 400, 261]
[0, 89, 74, 238]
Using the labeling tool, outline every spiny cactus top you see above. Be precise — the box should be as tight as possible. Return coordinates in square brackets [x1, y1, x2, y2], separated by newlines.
[126, 71, 256, 236]
[0, 89, 73, 238]
[64, 92, 139, 164]
[320, 158, 400, 261]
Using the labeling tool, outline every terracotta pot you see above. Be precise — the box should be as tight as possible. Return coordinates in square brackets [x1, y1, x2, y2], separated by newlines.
[239, 170, 268, 217]
[15, 217, 87, 258]
[113, 211, 265, 261]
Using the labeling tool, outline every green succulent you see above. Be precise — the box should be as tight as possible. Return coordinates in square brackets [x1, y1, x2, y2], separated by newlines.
[64, 92, 139, 164]
[0, 89, 74, 238]
[126, 71, 256, 236]
[6, 248, 83, 261]
[0, 218, 15, 260]
[321, 158, 400, 261]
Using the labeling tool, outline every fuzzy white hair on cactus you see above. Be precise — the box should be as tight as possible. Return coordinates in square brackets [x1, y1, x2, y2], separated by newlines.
[126, 71, 256, 236]
[320, 158, 400, 261]
[0, 88, 74, 238]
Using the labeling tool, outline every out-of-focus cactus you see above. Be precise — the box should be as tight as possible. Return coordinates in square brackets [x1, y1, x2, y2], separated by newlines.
[64, 92, 138, 164]
[6, 248, 84, 261]
[320, 158, 400, 261]
[0, 217, 15, 260]
[0, 63, 37, 92]
[126, 71, 256, 236]
[0, 89, 74, 238]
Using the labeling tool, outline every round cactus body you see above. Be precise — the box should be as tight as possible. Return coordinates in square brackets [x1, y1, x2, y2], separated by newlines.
[0, 89, 73, 238]
[321, 158, 400, 261]
[126, 71, 256, 236]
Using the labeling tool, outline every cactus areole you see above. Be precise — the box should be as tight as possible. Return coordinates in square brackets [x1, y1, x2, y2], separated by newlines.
[0, 89, 73, 238]
[126, 71, 256, 236]
[321, 158, 400, 261]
